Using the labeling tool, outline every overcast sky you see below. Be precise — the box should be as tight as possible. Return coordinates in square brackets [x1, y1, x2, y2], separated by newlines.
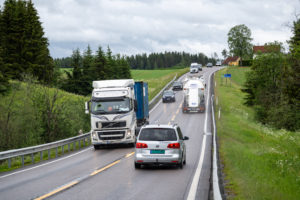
[1, 0, 299, 58]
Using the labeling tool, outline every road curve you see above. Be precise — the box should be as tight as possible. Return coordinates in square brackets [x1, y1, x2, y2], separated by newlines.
[0, 67, 220, 200]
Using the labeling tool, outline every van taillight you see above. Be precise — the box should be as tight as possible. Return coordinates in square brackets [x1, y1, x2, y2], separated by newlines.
[136, 143, 148, 148]
[167, 143, 180, 149]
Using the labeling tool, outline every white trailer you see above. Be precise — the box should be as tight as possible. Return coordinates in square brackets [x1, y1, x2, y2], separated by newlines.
[182, 78, 205, 113]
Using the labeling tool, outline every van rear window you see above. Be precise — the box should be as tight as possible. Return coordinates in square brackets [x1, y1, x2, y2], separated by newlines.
[139, 128, 177, 141]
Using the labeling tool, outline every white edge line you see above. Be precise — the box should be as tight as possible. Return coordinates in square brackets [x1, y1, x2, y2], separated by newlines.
[186, 71, 212, 200]
[0, 147, 93, 179]
[212, 95, 222, 200]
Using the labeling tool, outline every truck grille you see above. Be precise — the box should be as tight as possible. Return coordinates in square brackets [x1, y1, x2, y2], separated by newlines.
[97, 121, 126, 128]
[97, 131, 125, 140]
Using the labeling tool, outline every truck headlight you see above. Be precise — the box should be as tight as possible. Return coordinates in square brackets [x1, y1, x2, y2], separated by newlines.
[126, 130, 131, 139]
[92, 131, 98, 140]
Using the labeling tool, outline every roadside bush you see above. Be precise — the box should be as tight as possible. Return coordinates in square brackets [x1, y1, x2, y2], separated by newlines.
[0, 80, 90, 151]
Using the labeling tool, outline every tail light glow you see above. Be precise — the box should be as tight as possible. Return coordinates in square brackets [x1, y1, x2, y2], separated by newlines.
[167, 143, 180, 149]
[136, 143, 148, 148]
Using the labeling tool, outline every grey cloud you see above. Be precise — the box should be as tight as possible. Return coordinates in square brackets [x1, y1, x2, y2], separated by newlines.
[0, 0, 299, 58]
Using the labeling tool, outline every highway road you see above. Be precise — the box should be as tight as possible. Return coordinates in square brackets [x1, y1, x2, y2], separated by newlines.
[0, 67, 220, 200]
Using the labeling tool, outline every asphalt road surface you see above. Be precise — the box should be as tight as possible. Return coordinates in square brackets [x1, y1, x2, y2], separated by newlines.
[0, 67, 220, 200]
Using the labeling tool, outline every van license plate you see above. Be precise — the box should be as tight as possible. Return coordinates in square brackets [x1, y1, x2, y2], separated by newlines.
[150, 150, 165, 154]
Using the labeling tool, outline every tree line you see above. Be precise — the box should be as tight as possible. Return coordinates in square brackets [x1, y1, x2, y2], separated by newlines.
[55, 51, 217, 70]
[59, 45, 132, 96]
[126, 52, 216, 69]
[242, 19, 300, 131]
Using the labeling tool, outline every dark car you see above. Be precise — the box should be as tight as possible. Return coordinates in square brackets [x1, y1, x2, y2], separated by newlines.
[206, 63, 213, 67]
[198, 64, 203, 71]
[172, 81, 183, 90]
[162, 90, 175, 103]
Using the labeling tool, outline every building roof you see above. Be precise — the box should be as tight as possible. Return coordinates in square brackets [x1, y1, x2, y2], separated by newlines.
[222, 56, 239, 65]
[253, 45, 280, 54]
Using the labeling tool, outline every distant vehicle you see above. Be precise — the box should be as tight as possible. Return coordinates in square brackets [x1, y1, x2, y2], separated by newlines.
[134, 124, 189, 169]
[85, 80, 149, 149]
[190, 63, 202, 72]
[216, 61, 222, 66]
[172, 81, 183, 90]
[182, 77, 205, 113]
[197, 64, 203, 71]
[206, 63, 213, 67]
[190, 66, 199, 73]
[162, 90, 175, 103]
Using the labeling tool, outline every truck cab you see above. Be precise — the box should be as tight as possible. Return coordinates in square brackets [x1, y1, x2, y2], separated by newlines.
[85, 79, 149, 149]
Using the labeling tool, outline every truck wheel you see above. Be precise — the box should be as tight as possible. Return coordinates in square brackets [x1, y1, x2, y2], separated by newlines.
[94, 145, 101, 150]
[135, 163, 141, 169]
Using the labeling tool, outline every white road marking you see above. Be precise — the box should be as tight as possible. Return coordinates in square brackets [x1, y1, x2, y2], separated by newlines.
[0, 147, 93, 179]
[212, 95, 223, 200]
[187, 71, 213, 200]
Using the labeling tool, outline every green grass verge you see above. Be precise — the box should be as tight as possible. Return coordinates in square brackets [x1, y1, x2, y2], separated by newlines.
[214, 67, 300, 199]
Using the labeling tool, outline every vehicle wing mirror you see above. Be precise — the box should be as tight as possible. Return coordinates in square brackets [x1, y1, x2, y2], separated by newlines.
[85, 101, 90, 114]
[183, 136, 189, 140]
[134, 100, 137, 112]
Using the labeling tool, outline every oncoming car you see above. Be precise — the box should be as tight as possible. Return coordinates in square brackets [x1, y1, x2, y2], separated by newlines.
[134, 124, 189, 169]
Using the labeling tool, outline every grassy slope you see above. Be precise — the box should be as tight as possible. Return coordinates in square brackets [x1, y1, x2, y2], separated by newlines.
[215, 67, 300, 200]
[131, 68, 189, 100]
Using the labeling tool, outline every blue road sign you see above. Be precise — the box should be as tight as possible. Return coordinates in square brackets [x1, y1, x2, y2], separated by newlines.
[224, 74, 231, 78]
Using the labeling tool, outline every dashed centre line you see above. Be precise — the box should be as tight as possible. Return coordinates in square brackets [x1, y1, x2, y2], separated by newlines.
[34, 151, 135, 200]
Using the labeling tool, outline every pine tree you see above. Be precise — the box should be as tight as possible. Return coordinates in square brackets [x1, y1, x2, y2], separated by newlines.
[0, 0, 24, 79]
[106, 46, 116, 79]
[93, 46, 107, 80]
[80, 45, 94, 95]
[24, 0, 54, 84]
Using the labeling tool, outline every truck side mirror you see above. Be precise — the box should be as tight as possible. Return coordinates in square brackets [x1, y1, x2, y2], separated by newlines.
[134, 100, 137, 112]
[85, 101, 90, 114]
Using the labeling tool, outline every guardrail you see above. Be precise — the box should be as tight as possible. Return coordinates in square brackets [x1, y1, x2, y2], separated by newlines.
[148, 75, 177, 110]
[0, 133, 91, 169]
[0, 74, 180, 170]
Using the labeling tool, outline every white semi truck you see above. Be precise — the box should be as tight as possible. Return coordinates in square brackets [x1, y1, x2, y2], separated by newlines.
[182, 77, 205, 113]
[85, 79, 149, 149]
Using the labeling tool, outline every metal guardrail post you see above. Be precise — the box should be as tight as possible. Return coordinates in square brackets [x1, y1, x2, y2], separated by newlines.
[40, 151, 43, 161]
[8, 158, 11, 168]
[48, 149, 50, 160]
[62, 145, 64, 155]
[73, 141, 76, 150]
[55, 147, 58, 158]
[21, 155, 24, 167]
[31, 153, 34, 164]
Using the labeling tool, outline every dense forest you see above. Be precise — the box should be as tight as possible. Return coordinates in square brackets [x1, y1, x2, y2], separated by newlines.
[55, 51, 217, 70]
[242, 19, 300, 131]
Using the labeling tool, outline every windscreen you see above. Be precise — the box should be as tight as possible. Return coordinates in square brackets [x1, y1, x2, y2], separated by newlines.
[164, 91, 174, 95]
[91, 97, 131, 114]
[139, 128, 177, 141]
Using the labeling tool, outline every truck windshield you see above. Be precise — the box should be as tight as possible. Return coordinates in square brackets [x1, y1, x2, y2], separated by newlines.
[91, 98, 132, 114]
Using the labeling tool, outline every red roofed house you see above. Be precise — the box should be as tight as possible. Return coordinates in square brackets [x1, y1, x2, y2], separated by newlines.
[222, 56, 240, 66]
[253, 45, 281, 58]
